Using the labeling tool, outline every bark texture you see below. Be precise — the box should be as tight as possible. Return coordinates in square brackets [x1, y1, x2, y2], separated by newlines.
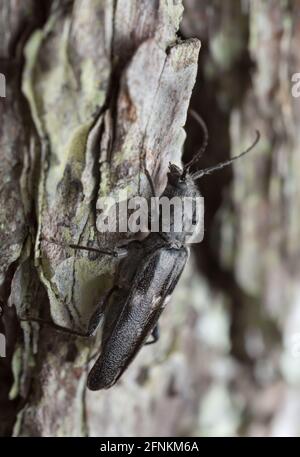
[0, 0, 200, 436]
[0, 0, 299, 437]
[182, 0, 300, 436]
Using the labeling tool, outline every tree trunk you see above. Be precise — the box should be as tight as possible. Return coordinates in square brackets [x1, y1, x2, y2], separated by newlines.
[0, 0, 199, 437]
[182, 0, 300, 437]
[1, 0, 299, 438]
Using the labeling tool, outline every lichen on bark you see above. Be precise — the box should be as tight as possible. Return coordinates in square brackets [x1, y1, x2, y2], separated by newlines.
[1, 0, 200, 436]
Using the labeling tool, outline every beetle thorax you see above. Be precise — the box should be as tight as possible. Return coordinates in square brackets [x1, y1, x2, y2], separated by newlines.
[157, 165, 203, 245]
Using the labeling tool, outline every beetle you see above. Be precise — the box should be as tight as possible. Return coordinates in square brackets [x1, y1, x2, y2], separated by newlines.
[23, 113, 260, 390]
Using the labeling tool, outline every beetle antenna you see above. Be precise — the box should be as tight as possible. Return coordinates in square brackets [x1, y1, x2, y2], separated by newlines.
[41, 238, 119, 257]
[192, 130, 260, 180]
[183, 110, 208, 177]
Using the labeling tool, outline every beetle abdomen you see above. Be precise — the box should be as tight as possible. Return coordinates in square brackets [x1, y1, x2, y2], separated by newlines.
[87, 246, 188, 390]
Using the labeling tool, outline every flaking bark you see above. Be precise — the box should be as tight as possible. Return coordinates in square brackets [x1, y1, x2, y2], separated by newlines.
[0, 0, 199, 436]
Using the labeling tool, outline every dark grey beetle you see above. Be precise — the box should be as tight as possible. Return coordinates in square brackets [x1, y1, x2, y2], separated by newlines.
[24, 113, 260, 390]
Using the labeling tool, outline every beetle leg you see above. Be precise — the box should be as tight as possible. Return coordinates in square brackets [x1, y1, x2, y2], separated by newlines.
[68, 244, 128, 258]
[19, 287, 117, 338]
[145, 323, 160, 345]
[42, 238, 128, 259]
[144, 166, 156, 198]
[86, 286, 118, 335]
[19, 316, 92, 337]
[143, 163, 159, 231]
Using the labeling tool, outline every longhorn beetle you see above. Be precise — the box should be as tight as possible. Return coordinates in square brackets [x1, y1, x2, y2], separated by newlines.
[23, 112, 260, 390]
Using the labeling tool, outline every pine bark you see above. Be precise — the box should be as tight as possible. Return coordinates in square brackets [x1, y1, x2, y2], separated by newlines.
[0, 0, 199, 436]
[182, 0, 300, 436]
[1, 0, 299, 437]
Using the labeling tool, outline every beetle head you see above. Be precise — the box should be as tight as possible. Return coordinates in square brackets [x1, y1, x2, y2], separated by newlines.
[167, 163, 187, 187]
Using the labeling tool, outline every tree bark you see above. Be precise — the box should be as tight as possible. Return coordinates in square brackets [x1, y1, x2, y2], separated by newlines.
[182, 0, 300, 437]
[0, 0, 199, 437]
[1, 0, 299, 438]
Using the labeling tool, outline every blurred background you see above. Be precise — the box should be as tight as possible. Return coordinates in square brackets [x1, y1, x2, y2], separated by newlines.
[1, 0, 300, 437]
